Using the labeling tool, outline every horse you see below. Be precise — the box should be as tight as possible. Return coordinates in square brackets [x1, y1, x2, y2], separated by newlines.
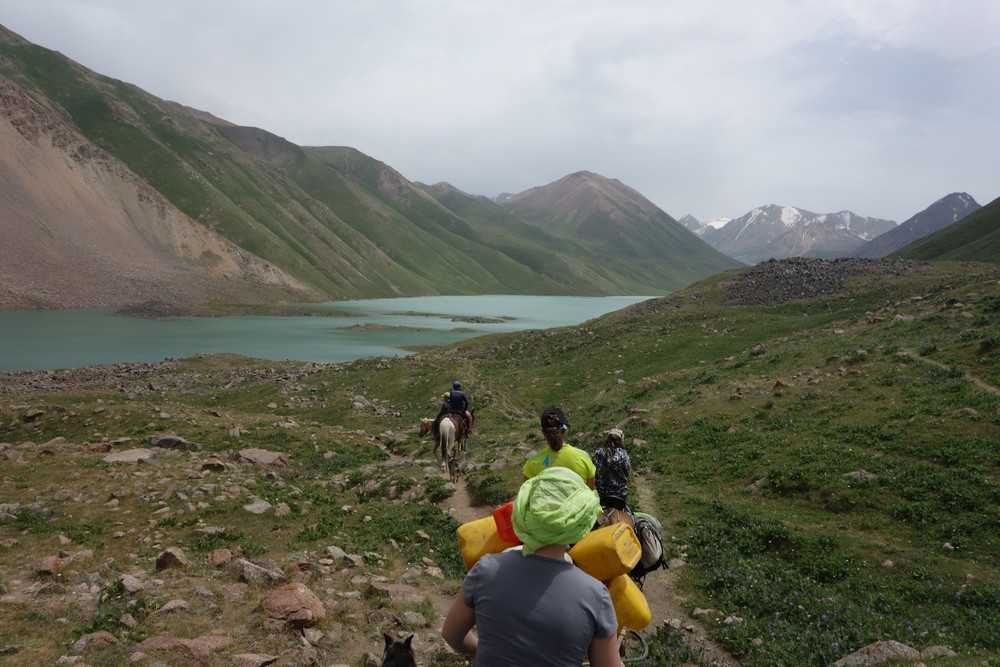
[382, 633, 416, 667]
[437, 415, 458, 471]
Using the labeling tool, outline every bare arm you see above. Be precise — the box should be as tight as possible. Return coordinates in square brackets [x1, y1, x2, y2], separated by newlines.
[587, 476, 596, 489]
[588, 635, 623, 667]
[441, 593, 478, 659]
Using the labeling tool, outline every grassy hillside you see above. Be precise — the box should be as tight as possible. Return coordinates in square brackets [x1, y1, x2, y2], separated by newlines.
[896, 196, 1000, 263]
[503, 171, 741, 284]
[0, 25, 733, 301]
[2, 259, 998, 665]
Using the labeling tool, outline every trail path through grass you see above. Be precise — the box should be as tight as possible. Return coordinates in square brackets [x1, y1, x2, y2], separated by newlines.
[635, 474, 742, 667]
[900, 348, 1000, 396]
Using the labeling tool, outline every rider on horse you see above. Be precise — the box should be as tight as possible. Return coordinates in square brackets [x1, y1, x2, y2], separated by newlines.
[434, 381, 473, 438]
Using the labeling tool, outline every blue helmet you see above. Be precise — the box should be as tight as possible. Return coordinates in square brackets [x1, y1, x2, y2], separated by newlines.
[452, 381, 462, 390]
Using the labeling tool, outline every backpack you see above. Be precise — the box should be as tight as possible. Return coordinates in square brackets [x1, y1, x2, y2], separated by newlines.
[631, 511, 666, 577]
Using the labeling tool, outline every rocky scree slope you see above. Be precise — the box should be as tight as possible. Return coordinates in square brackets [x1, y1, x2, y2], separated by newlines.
[0, 72, 307, 309]
[856, 192, 981, 259]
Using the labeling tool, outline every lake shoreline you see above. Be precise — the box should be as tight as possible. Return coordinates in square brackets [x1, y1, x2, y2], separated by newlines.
[0, 295, 651, 372]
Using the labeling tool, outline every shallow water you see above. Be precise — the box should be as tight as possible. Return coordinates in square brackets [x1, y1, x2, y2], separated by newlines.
[0, 295, 649, 371]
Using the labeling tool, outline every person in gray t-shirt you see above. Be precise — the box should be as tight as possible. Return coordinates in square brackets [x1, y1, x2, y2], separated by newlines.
[442, 467, 622, 666]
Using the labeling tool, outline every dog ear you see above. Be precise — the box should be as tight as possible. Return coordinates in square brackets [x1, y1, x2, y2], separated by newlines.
[383, 632, 394, 648]
[403, 634, 414, 649]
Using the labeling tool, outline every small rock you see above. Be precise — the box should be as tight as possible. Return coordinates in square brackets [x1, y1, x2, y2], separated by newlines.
[943, 542, 955, 551]
[263, 583, 326, 627]
[149, 433, 200, 451]
[833, 640, 920, 666]
[119, 613, 138, 629]
[72, 631, 118, 652]
[921, 645, 957, 659]
[157, 599, 189, 614]
[155, 547, 190, 571]
[723, 615, 744, 625]
[667, 558, 687, 569]
[325, 545, 347, 562]
[104, 448, 158, 464]
[881, 559, 895, 569]
[237, 448, 288, 467]
[302, 628, 324, 645]
[201, 457, 227, 472]
[229, 559, 284, 584]
[232, 654, 278, 667]
[400, 611, 427, 627]
[120, 574, 145, 593]
[208, 548, 233, 567]
[274, 502, 291, 517]
[36, 555, 67, 576]
[243, 499, 272, 515]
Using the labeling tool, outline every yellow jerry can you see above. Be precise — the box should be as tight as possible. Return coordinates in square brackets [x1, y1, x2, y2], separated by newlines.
[569, 522, 642, 582]
[607, 574, 652, 632]
[456, 515, 518, 570]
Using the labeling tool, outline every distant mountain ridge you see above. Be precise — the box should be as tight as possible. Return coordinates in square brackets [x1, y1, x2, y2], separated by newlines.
[702, 205, 896, 264]
[679, 214, 731, 237]
[856, 193, 980, 258]
[497, 172, 740, 282]
[0, 23, 736, 308]
[895, 195, 1000, 263]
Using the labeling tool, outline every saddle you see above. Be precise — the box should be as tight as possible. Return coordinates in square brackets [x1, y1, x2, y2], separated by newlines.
[444, 412, 469, 441]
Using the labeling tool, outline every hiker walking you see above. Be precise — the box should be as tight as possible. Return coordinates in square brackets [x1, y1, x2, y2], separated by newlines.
[592, 428, 631, 510]
[441, 467, 623, 666]
[523, 406, 596, 488]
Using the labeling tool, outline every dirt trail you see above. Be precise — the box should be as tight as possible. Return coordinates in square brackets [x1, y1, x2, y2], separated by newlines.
[634, 475, 742, 667]
[439, 476, 489, 526]
[901, 349, 1000, 396]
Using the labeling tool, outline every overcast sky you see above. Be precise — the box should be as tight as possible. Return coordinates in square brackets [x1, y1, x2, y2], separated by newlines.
[2, 1, 998, 221]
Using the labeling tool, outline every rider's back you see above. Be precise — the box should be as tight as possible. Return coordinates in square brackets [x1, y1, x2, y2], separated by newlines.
[448, 389, 469, 414]
[464, 549, 616, 666]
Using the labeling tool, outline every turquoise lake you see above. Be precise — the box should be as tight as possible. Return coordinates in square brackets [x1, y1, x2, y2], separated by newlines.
[0, 295, 650, 371]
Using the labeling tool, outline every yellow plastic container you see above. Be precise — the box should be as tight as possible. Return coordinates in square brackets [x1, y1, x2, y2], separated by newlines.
[607, 574, 652, 632]
[569, 523, 642, 582]
[456, 516, 518, 570]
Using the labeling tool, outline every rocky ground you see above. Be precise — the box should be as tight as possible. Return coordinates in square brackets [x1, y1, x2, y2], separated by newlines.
[2, 258, 999, 666]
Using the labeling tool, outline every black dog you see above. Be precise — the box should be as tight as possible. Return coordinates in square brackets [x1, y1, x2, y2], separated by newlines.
[382, 633, 416, 667]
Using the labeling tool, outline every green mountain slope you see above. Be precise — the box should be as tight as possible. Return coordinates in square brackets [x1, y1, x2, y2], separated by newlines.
[0, 24, 735, 303]
[502, 171, 741, 283]
[895, 195, 1000, 262]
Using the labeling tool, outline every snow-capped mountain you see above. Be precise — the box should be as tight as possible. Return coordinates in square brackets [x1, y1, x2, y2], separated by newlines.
[679, 214, 731, 237]
[702, 205, 896, 264]
[855, 193, 980, 258]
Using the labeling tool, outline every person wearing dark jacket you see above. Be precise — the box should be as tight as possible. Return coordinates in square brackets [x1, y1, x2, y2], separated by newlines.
[435, 381, 473, 436]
